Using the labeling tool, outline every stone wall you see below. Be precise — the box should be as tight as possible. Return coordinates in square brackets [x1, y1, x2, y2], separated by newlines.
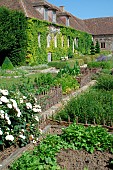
[93, 34, 113, 51]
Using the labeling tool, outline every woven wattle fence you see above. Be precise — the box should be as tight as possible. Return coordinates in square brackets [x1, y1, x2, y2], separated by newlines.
[36, 85, 62, 111]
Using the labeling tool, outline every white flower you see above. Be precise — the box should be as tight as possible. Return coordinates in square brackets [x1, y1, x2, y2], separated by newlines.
[5, 113, 9, 120]
[0, 96, 9, 103]
[19, 135, 26, 139]
[23, 96, 27, 99]
[7, 103, 12, 109]
[36, 138, 39, 141]
[32, 108, 39, 112]
[5, 135, 14, 141]
[16, 108, 21, 117]
[26, 102, 32, 109]
[34, 116, 39, 122]
[10, 99, 18, 109]
[33, 104, 41, 112]
[34, 104, 41, 109]
[32, 140, 37, 144]
[21, 129, 25, 132]
[0, 128, 3, 135]
[0, 110, 4, 119]
[0, 110, 4, 114]
[7, 119, 11, 125]
[0, 101, 2, 104]
[1, 90, 8, 96]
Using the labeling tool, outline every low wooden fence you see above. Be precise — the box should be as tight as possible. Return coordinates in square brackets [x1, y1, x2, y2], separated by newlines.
[36, 86, 62, 111]
[77, 68, 101, 87]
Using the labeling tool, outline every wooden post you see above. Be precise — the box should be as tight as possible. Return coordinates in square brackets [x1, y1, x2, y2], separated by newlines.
[68, 116, 70, 124]
[94, 118, 96, 125]
[76, 116, 78, 124]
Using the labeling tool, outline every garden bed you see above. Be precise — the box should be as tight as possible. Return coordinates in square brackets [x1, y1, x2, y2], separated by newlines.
[57, 149, 113, 170]
[1, 119, 113, 170]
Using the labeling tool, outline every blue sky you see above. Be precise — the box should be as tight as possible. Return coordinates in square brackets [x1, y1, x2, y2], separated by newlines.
[48, 0, 113, 19]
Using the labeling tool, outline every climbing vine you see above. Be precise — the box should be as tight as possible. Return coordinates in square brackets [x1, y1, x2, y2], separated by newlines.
[26, 18, 92, 65]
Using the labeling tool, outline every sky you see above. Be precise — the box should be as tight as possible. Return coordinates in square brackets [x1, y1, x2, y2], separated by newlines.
[48, 0, 113, 19]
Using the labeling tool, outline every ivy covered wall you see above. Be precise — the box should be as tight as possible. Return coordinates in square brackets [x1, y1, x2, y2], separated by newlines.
[26, 18, 92, 65]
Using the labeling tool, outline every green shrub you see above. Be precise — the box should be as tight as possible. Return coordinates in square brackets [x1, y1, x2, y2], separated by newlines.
[48, 61, 67, 69]
[97, 74, 113, 90]
[83, 56, 92, 63]
[57, 62, 80, 77]
[0, 7, 27, 66]
[1, 57, 14, 70]
[55, 74, 79, 94]
[75, 59, 84, 66]
[87, 61, 110, 69]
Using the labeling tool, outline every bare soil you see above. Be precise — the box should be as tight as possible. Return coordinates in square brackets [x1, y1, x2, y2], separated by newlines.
[1, 120, 113, 170]
[57, 149, 113, 170]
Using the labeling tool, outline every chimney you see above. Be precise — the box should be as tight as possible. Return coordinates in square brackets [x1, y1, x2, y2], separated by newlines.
[59, 6, 64, 12]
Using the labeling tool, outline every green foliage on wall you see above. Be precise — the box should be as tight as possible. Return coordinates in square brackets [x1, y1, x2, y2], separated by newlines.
[26, 19, 92, 65]
[0, 7, 27, 66]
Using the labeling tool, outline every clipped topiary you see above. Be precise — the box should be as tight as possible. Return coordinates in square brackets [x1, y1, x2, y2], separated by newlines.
[1, 57, 14, 70]
[90, 41, 95, 55]
[95, 41, 100, 53]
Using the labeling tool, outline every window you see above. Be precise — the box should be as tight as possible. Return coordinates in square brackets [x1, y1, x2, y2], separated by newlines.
[101, 42, 105, 48]
[66, 17, 69, 26]
[44, 8, 48, 20]
[67, 37, 70, 47]
[47, 34, 51, 47]
[74, 37, 78, 48]
[54, 35, 57, 48]
[73, 41, 74, 53]
[62, 36, 64, 47]
[52, 11, 56, 23]
[38, 33, 41, 47]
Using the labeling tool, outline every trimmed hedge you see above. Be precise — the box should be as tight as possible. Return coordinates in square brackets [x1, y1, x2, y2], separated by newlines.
[0, 7, 27, 66]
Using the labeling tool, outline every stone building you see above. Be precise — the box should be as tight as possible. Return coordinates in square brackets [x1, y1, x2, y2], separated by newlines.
[0, 0, 113, 52]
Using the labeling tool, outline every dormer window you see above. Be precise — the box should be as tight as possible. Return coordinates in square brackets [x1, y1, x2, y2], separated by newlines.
[66, 17, 69, 26]
[52, 10, 56, 23]
[44, 7, 48, 20]
[58, 6, 71, 27]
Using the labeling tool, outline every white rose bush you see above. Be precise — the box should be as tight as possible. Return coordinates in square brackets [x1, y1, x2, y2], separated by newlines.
[0, 89, 41, 150]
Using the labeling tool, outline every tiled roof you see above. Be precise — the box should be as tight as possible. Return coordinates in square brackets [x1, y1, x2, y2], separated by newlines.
[0, 0, 43, 19]
[84, 17, 113, 35]
[0, 0, 113, 35]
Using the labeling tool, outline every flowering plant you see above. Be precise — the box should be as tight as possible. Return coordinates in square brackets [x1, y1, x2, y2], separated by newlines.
[0, 89, 41, 150]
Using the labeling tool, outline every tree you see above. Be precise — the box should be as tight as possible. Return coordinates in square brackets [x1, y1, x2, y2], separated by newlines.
[90, 41, 95, 55]
[95, 41, 100, 53]
[0, 7, 27, 66]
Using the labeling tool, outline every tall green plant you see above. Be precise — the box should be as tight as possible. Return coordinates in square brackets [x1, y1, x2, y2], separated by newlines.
[1, 57, 14, 70]
[0, 7, 27, 66]
[90, 41, 95, 55]
[95, 41, 100, 53]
